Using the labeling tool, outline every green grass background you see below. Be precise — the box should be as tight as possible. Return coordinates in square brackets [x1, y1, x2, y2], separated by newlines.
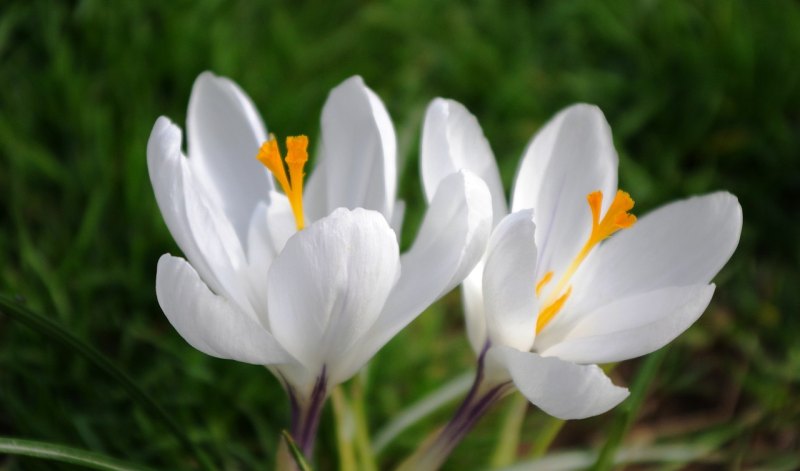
[1, 0, 799, 469]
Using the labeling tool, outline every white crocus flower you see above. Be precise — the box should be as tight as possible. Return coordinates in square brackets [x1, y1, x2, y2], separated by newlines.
[147, 73, 492, 452]
[421, 100, 742, 421]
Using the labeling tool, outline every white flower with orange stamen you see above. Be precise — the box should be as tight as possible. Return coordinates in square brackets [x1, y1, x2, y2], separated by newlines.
[146, 73, 492, 452]
[421, 100, 742, 420]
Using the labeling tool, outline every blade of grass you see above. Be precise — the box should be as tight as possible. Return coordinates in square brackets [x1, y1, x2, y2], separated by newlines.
[0, 436, 158, 471]
[591, 349, 666, 471]
[0, 294, 217, 471]
[281, 431, 313, 471]
[373, 372, 473, 454]
[331, 387, 358, 471]
[528, 417, 565, 459]
[350, 374, 378, 471]
[525, 365, 619, 461]
[498, 443, 720, 471]
[489, 392, 528, 468]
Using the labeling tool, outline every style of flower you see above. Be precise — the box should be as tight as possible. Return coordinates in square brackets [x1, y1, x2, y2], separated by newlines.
[420, 100, 743, 421]
[147, 73, 493, 453]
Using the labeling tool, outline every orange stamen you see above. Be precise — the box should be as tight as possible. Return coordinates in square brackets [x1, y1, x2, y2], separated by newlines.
[535, 271, 554, 297]
[256, 134, 309, 230]
[535, 190, 636, 334]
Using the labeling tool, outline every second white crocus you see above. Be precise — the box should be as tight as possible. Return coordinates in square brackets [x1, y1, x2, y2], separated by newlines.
[421, 99, 743, 421]
[147, 73, 492, 453]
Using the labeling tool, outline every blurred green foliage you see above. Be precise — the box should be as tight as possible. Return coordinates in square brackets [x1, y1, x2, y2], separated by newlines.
[1, 0, 798, 469]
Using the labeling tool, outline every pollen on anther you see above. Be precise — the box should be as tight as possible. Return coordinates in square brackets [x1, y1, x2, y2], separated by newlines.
[255, 134, 309, 231]
[285, 135, 309, 165]
[257, 137, 291, 194]
[590, 189, 637, 243]
[615, 212, 636, 228]
[587, 191, 603, 226]
[535, 271, 554, 297]
[536, 286, 572, 334]
[534, 188, 637, 335]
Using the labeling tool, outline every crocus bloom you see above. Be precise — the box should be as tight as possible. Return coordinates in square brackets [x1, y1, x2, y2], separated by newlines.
[421, 100, 742, 420]
[147, 73, 492, 452]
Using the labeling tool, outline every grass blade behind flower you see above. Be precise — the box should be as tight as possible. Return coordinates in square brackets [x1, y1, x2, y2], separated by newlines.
[0, 436, 159, 471]
[590, 349, 666, 471]
[0, 294, 217, 471]
[373, 372, 473, 454]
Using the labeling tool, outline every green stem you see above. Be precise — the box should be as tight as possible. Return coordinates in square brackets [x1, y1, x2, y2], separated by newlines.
[0, 436, 158, 471]
[0, 294, 217, 471]
[591, 350, 666, 471]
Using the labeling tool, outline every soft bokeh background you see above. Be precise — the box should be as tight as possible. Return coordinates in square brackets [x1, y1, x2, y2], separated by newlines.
[1, 0, 799, 469]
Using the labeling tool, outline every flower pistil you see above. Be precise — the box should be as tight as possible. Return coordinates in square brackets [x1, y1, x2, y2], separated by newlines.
[535, 190, 637, 333]
[257, 135, 309, 230]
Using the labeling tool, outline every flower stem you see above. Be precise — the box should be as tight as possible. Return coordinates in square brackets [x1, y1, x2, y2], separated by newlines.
[290, 370, 328, 457]
[278, 369, 328, 470]
[396, 345, 511, 471]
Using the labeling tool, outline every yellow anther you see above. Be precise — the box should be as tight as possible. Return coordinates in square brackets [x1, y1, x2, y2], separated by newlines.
[285, 135, 309, 166]
[535, 189, 636, 334]
[588, 190, 636, 244]
[535, 271, 554, 298]
[536, 287, 571, 334]
[285, 135, 308, 230]
[257, 136, 291, 194]
[256, 134, 309, 230]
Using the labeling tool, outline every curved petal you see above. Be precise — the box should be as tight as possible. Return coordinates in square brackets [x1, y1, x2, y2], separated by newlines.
[389, 199, 406, 237]
[242, 194, 296, 323]
[305, 76, 397, 222]
[510, 104, 618, 280]
[147, 117, 252, 314]
[266, 208, 400, 385]
[336, 170, 493, 379]
[539, 284, 715, 364]
[262, 191, 297, 257]
[483, 210, 538, 352]
[421, 98, 507, 224]
[462, 265, 487, 354]
[489, 345, 629, 420]
[156, 254, 292, 365]
[186, 72, 272, 242]
[570, 192, 742, 311]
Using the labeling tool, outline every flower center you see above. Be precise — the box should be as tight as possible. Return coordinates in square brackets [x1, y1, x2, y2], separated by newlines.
[256, 134, 309, 230]
[534, 190, 637, 334]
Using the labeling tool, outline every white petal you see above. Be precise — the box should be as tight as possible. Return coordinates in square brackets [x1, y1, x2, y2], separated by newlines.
[266, 208, 400, 384]
[336, 171, 493, 379]
[421, 98, 507, 224]
[570, 192, 742, 311]
[510, 104, 618, 280]
[186, 72, 272, 242]
[462, 265, 487, 354]
[482, 210, 538, 352]
[303, 157, 327, 222]
[262, 191, 297, 256]
[147, 117, 252, 314]
[539, 284, 715, 364]
[242, 194, 296, 323]
[305, 76, 397, 221]
[489, 345, 629, 420]
[389, 199, 406, 238]
[156, 254, 291, 365]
